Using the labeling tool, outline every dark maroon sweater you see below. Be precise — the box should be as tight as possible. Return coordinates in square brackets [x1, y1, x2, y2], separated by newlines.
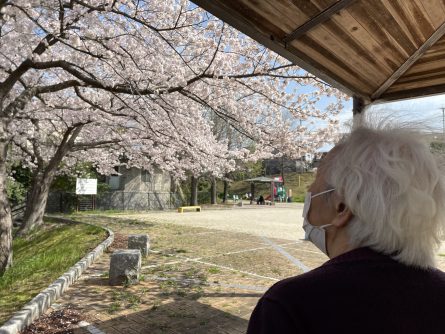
[247, 247, 445, 334]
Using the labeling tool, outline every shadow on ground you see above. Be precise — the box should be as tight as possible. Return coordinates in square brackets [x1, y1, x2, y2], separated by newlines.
[84, 298, 251, 334]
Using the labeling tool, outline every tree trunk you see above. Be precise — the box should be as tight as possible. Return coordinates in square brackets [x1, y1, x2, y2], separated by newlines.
[280, 156, 285, 185]
[250, 182, 255, 204]
[18, 170, 56, 235]
[0, 138, 12, 273]
[210, 176, 217, 205]
[190, 176, 198, 206]
[172, 177, 186, 206]
[18, 126, 82, 235]
[223, 180, 228, 203]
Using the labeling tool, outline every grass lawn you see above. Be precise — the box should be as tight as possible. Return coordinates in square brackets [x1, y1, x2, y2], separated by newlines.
[0, 219, 107, 325]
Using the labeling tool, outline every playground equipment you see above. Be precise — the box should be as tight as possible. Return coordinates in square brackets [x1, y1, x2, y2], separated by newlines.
[244, 176, 287, 204]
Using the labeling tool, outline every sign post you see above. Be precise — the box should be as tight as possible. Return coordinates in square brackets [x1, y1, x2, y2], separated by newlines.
[75, 178, 98, 211]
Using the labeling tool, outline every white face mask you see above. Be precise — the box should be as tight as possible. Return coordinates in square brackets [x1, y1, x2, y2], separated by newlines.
[302, 189, 335, 255]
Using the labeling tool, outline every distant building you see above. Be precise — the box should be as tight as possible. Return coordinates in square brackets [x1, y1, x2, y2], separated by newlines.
[101, 166, 175, 210]
[46, 166, 177, 213]
[107, 166, 171, 192]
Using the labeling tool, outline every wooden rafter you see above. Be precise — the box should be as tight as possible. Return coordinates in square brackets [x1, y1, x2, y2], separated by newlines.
[283, 0, 358, 44]
[194, 0, 445, 104]
[372, 20, 445, 100]
[380, 83, 445, 102]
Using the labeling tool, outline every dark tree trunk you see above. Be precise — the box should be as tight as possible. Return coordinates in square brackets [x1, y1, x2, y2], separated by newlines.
[18, 126, 82, 235]
[280, 156, 285, 185]
[190, 176, 198, 206]
[210, 176, 217, 204]
[223, 180, 228, 203]
[0, 137, 12, 273]
[18, 170, 56, 235]
[250, 182, 255, 204]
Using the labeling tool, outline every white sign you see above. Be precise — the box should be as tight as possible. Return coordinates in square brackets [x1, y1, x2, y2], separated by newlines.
[76, 178, 97, 195]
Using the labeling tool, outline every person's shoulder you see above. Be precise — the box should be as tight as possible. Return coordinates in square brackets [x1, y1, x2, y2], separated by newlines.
[422, 267, 445, 284]
[264, 255, 445, 302]
[262, 247, 396, 299]
[264, 265, 332, 301]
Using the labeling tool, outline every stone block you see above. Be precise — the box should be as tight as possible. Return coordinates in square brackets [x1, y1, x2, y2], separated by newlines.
[109, 249, 141, 286]
[128, 234, 150, 256]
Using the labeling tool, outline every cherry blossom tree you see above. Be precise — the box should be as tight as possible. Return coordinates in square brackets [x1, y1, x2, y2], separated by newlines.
[0, 0, 346, 272]
[11, 90, 241, 234]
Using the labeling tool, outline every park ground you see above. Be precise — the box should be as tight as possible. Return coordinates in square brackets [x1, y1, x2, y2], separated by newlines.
[21, 204, 445, 334]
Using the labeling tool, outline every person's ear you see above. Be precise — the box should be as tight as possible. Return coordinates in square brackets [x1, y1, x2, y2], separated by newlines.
[332, 201, 353, 227]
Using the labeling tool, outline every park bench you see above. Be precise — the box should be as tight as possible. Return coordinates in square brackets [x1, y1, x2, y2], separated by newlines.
[178, 205, 201, 213]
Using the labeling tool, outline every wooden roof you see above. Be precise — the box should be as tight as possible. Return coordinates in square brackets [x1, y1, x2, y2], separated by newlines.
[193, 0, 445, 104]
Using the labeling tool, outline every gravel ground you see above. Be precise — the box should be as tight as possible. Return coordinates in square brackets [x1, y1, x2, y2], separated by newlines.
[105, 203, 445, 256]
[106, 202, 306, 241]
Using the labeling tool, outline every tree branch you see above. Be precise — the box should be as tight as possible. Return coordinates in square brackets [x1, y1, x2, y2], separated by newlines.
[72, 139, 121, 151]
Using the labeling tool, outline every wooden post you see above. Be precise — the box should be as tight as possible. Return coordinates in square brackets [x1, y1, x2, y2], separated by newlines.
[352, 96, 370, 128]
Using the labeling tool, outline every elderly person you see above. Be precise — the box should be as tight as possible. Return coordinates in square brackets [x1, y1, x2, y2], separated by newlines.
[247, 125, 445, 334]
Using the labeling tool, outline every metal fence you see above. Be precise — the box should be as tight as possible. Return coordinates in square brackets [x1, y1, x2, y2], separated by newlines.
[46, 191, 182, 212]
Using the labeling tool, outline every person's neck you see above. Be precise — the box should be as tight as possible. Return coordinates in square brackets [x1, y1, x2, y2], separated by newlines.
[328, 243, 356, 259]
[327, 229, 355, 259]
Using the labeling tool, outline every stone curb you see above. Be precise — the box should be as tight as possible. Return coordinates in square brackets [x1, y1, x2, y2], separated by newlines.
[0, 217, 114, 334]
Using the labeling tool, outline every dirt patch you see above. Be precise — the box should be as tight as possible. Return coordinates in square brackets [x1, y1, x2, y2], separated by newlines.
[20, 306, 83, 334]
[107, 233, 128, 252]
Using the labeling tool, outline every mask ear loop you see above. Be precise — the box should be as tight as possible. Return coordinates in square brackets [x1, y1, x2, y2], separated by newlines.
[311, 188, 335, 199]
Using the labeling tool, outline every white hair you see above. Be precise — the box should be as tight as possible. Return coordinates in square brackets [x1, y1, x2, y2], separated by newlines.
[326, 123, 445, 268]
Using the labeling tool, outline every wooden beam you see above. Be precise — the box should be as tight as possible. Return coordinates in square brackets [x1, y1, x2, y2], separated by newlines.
[192, 0, 369, 102]
[378, 83, 445, 102]
[283, 0, 358, 44]
[371, 20, 445, 100]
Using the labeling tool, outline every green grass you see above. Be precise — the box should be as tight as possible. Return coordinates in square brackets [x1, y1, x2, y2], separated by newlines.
[207, 267, 221, 274]
[110, 290, 142, 311]
[226, 172, 315, 202]
[0, 220, 107, 324]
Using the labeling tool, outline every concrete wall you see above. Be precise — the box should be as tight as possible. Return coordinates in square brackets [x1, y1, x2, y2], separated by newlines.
[46, 167, 174, 213]
[110, 167, 171, 192]
[96, 191, 177, 210]
[121, 167, 143, 192]
[149, 171, 171, 192]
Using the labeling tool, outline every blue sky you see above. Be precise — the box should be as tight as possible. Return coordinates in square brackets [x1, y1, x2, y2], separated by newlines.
[315, 93, 445, 152]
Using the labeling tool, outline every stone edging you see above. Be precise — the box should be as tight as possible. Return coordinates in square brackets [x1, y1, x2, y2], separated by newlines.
[0, 217, 114, 334]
